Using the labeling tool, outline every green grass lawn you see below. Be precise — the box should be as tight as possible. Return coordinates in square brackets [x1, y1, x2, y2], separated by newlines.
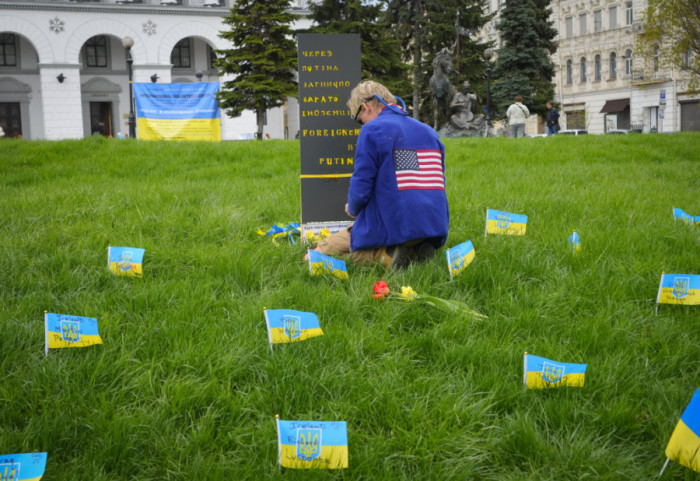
[1, 134, 699, 480]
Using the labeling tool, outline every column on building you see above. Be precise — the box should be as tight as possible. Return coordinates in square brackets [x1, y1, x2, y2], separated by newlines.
[39, 64, 84, 139]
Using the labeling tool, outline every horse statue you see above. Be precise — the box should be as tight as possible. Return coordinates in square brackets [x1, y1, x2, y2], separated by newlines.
[429, 48, 457, 130]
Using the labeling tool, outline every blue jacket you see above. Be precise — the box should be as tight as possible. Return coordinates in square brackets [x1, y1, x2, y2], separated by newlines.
[347, 107, 449, 251]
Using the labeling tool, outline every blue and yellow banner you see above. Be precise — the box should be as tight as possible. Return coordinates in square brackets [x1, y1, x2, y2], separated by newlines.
[657, 273, 700, 306]
[524, 353, 587, 389]
[0, 452, 47, 481]
[486, 208, 527, 236]
[673, 207, 697, 226]
[308, 249, 348, 280]
[446, 240, 475, 279]
[133, 82, 220, 141]
[264, 309, 323, 349]
[45, 313, 103, 355]
[276, 418, 348, 469]
[108, 245, 145, 278]
[665, 388, 700, 473]
[569, 231, 581, 255]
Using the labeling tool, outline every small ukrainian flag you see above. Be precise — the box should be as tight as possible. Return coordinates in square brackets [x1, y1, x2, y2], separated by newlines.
[45, 312, 103, 355]
[485, 208, 527, 236]
[0, 452, 47, 481]
[523, 353, 587, 389]
[663, 388, 700, 474]
[264, 309, 323, 351]
[308, 249, 348, 280]
[446, 240, 475, 279]
[656, 273, 700, 307]
[673, 207, 697, 226]
[108, 245, 145, 278]
[276, 416, 348, 469]
[568, 231, 581, 255]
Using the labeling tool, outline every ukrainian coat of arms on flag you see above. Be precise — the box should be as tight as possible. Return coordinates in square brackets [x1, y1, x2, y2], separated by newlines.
[664, 388, 700, 474]
[264, 309, 323, 349]
[656, 273, 700, 306]
[446, 240, 475, 279]
[485, 208, 527, 236]
[307, 249, 348, 280]
[45, 312, 103, 355]
[276, 418, 348, 469]
[524, 353, 587, 389]
[108, 245, 145, 278]
[0, 452, 47, 481]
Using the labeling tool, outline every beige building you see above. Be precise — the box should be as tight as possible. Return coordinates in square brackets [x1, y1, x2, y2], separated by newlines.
[478, 0, 700, 134]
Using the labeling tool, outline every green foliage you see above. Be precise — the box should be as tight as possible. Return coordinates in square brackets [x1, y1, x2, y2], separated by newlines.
[215, 0, 299, 139]
[1, 134, 700, 479]
[492, 0, 556, 120]
[639, 0, 700, 93]
[383, 0, 491, 121]
[304, 0, 412, 97]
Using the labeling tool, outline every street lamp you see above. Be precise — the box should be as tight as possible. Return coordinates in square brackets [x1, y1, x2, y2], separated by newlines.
[122, 36, 135, 139]
[484, 48, 495, 137]
[195, 71, 204, 81]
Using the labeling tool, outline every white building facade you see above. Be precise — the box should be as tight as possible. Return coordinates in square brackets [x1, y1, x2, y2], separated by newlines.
[0, 0, 311, 140]
[478, 0, 700, 134]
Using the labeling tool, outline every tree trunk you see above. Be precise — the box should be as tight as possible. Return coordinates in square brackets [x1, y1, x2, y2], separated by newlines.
[412, 0, 422, 121]
[256, 108, 265, 140]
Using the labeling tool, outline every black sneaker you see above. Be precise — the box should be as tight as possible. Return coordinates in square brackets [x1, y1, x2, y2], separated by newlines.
[377, 244, 411, 270]
[414, 241, 435, 263]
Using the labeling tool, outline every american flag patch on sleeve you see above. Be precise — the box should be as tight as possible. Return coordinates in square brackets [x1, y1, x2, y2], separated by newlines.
[393, 148, 445, 191]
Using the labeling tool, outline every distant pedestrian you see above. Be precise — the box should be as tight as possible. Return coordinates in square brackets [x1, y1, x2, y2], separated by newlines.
[546, 102, 560, 135]
[506, 95, 529, 138]
[0, 124, 4, 138]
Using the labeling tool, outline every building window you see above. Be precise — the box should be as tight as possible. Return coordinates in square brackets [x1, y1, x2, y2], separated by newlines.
[610, 52, 617, 78]
[625, 2, 633, 25]
[595, 54, 601, 80]
[0, 33, 17, 67]
[566, 17, 573, 38]
[681, 50, 691, 69]
[207, 45, 218, 70]
[594, 10, 602, 32]
[84, 36, 108, 68]
[171, 39, 191, 68]
[609, 5, 617, 30]
[566, 59, 573, 84]
[579, 13, 587, 36]
[625, 49, 633, 75]
[580, 57, 587, 82]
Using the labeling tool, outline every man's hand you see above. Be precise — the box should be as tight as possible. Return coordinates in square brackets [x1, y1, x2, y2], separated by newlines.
[345, 203, 357, 219]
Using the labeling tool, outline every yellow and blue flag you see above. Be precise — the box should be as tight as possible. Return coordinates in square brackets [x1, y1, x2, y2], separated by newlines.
[108, 245, 145, 278]
[485, 208, 527, 236]
[657, 273, 700, 306]
[308, 249, 348, 280]
[673, 208, 697, 226]
[257, 222, 301, 245]
[524, 353, 587, 388]
[446, 240, 475, 279]
[0, 453, 47, 481]
[276, 418, 348, 469]
[665, 388, 700, 473]
[264, 309, 323, 350]
[45, 312, 103, 355]
[569, 231, 581, 255]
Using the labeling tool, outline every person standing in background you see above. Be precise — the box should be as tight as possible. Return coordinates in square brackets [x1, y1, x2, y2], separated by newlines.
[546, 102, 560, 135]
[506, 95, 530, 138]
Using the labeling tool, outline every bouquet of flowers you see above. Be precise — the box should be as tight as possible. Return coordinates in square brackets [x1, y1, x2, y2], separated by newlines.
[305, 228, 331, 247]
[372, 281, 487, 320]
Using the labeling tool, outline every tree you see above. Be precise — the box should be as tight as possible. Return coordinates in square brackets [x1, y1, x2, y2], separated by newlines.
[640, 0, 700, 92]
[491, 0, 556, 121]
[215, 0, 299, 140]
[305, 0, 411, 97]
[383, 0, 489, 123]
